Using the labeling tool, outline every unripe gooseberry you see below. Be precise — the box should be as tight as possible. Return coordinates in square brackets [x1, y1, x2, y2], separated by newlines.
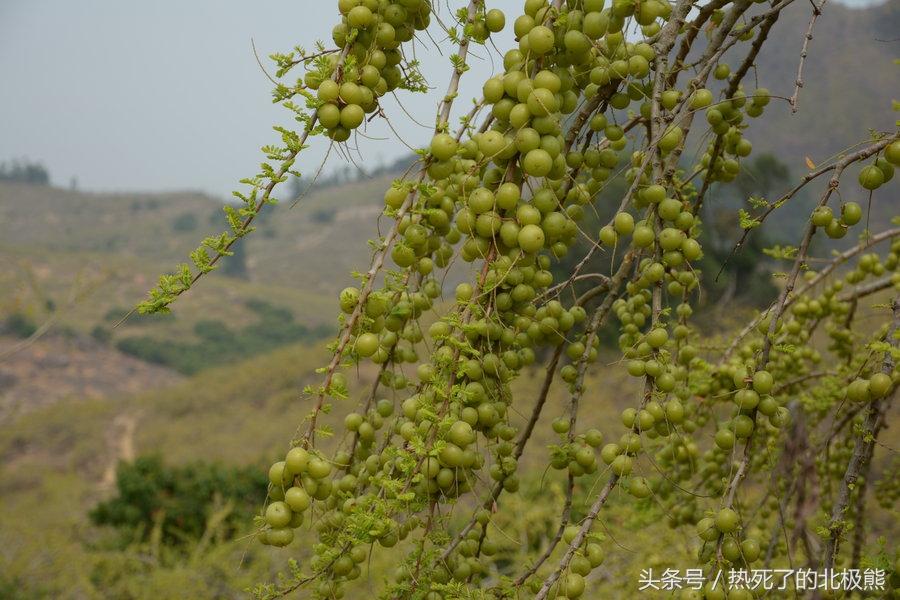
[285, 486, 311, 512]
[869, 372, 893, 398]
[339, 104, 364, 129]
[840, 201, 862, 226]
[858, 165, 884, 190]
[456, 282, 474, 302]
[752, 370, 774, 394]
[642, 184, 666, 203]
[266, 501, 293, 528]
[658, 126, 683, 152]
[715, 507, 739, 533]
[518, 224, 546, 253]
[847, 378, 871, 402]
[430, 133, 458, 161]
[523, 149, 553, 177]
[690, 88, 713, 109]
[527, 25, 555, 54]
[647, 328, 668, 348]
[285, 447, 310, 474]
[613, 211, 635, 235]
[715, 429, 735, 450]
[633, 225, 655, 247]
[599, 225, 618, 246]
[811, 206, 833, 227]
[356, 332, 380, 357]
[884, 140, 900, 165]
[485, 8, 505, 32]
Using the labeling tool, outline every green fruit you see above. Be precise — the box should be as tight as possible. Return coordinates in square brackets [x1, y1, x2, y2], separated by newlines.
[267, 527, 294, 547]
[448, 420, 475, 447]
[877, 157, 894, 182]
[564, 30, 591, 54]
[722, 537, 741, 561]
[561, 573, 585, 598]
[735, 389, 759, 410]
[658, 198, 682, 221]
[518, 224, 546, 253]
[825, 219, 847, 239]
[682, 238, 702, 261]
[345, 412, 363, 431]
[483, 77, 504, 103]
[885, 140, 900, 166]
[340, 104, 364, 129]
[840, 201, 862, 226]
[697, 517, 719, 541]
[347, 5, 374, 28]
[858, 165, 884, 190]
[269, 461, 287, 486]
[647, 328, 668, 348]
[528, 25, 555, 55]
[356, 332, 380, 357]
[715, 429, 735, 450]
[285, 487, 311, 512]
[869, 372, 892, 398]
[584, 428, 604, 447]
[613, 211, 635, 235]
[658, 228, 685, 251]
[715, 507, 739, 533]
[599, 225, 618, 245]
[456, 282, 474, 302]
[485, 8, 505, 32]
[847, 378, 871, 402]
[633, 225, 655, 247]
[611, 454, 633, 475]
[628, 477, 652, 498]
[527, 88, 558, 116]
[317, 79, 339, 103]
[659, 126, 683, 152]
[586, 542, 605, 567]
[642, 184, 666, 203]
[752, 370, 774, 394]
[753, 88, 771, 106]
[552, 417, 570, 434]
[285, 448, 310, 474]
[523, 149, 553, 177]
[811, 206, 833, 227]
[430, 133, 458, 161]
[318, 103, 341, 129]
[308, 457, 332, 479]
[733, 414, 754, 438]
[690, 88, 713, 109]
[742, 538, 761, 562]
[496, 182, 520, 210]
[266, 501, 293, 528]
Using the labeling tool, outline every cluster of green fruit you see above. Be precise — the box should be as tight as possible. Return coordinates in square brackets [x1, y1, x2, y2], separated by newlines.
[858, 140, 900, 190]
[698, 88, 771, 184]
[245, 0, 900, 597]
[310, 0, 435, 142]
[810, 201, 863, 240]
[526, 525, 607, 598]
[259, 447, 330, 547]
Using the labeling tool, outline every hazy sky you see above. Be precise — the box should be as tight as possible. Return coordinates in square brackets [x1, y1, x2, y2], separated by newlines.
[0, 0, 872, 199]
[0, 1, 515, 199]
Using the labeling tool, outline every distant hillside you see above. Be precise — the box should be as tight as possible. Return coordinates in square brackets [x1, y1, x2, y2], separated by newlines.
[0, 175, 402, 383]
[737, 0, 899, 168]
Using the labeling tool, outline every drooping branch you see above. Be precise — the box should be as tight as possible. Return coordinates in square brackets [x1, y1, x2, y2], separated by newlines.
[822, 297, 899, 569]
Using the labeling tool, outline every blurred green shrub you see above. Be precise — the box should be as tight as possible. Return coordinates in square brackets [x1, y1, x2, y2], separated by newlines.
[115, 300, 331, 374]
[171, 212, 199, 232]
[3, 312, 37, 338]
[89, 455, 266, 546]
